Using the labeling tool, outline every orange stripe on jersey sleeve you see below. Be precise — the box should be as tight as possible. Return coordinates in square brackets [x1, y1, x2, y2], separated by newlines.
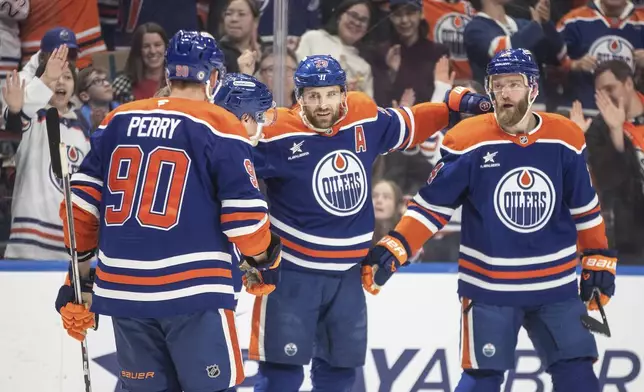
[281, 238, 369, 259]
[230, 220, 271, 257]
[408, 201, 449, 226]
[220, 212, 268, 224]
[577, 221, 609, 251]
[405, 103, 450, 148]
[395, 215, 435, 255]
[459, 259, 579, 280]
[73, 185, 102, 203]
[96, 267, 232, 286]
[574, 205, 601, 219]
[60, 202, 98, 253]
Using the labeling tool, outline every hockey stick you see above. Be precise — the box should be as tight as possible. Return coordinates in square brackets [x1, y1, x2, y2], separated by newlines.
[580, 287, 612, 338]
[46, 107, 93, 392]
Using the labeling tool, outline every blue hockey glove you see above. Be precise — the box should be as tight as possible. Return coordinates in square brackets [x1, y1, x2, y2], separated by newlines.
[241, 232, 282, 296]
[361, 231, 411, 295]
[580, 249, 617, 311]
[55, 266, 98, 342]
[444, 86, 493, 127]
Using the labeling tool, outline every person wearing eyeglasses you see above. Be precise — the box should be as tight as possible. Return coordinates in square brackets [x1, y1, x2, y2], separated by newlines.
[74, 66, 119, 135]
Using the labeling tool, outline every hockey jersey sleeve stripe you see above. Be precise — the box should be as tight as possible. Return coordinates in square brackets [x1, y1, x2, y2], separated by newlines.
[223, 215, 268, 238]
[221, 199, 268, 209]
[71, 173, 104, 187]
[93, 283, 234, 302]
[72, 184, 101, 203]
[227, 220, 271, 257]
[281, 238, 369, 259]
[577, 220, 609, 250]
[61, 203, 99, 253]
[459, 258, 578, 280]
[96, 266, 232, 285]
[388, 108, 410, 151]
[220, 212, 267, 223]
[459, 244, 578, 267]
[99, 250, 232, 270]
[458, 271, 578, 292]
[575, 215, 603, 231]
[408, 201, 450, 226]
[71, 193, 100, 220]
[569, 194, 599, 215]
[269, 215, 374, 246]
[396, 214, 436, 253]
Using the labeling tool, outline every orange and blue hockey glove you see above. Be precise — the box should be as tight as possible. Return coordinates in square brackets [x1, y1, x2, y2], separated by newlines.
[444, 86, 493, 127]
[55, 265, 98, 342]
[241, 232, 283, 296]
[580, 249, 617, 311]
[361, 231, 411, 295]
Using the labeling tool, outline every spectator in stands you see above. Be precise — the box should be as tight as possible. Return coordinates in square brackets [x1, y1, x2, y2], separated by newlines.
[571, 60, 644, 264]
[238, 46, 298, 107]
[372, 179, 404, 248]
[296, 0, 375, 97]
[112, 23, 168, 103]
[3, 47, 91, 260]
[464, 0, 566, 110]
[75, 66, 119, 135]
[219, 0, 264, 74]
[557, 0, 644, 114]
[365, 0, 450, 107]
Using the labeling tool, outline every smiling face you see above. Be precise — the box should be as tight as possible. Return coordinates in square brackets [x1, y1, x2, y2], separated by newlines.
[49, 65, 75, 110]
[141, 32, 166, 71]
[300, 85, 344, 129]
[337, 3, 370, 46]
[390, 5, 421, 42]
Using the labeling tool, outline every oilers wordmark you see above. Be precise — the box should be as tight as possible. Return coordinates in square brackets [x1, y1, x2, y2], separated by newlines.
[312, 150, 367, 216]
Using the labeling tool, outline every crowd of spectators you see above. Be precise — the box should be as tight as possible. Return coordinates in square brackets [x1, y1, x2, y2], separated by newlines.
[0, 0, 642, 264]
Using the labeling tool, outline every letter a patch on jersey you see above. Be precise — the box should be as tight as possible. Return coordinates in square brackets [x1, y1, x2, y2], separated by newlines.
[244, 159, 259, 189]
[355, 125, 367, 153]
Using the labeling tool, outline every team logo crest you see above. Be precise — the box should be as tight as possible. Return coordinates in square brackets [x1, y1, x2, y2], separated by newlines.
[588, 35, 635, 70]
[312, 150, 367, 216]
[479, 101, 492, 112]
[313, 58, 329, 69]
[493, 167, 555, 233]
[206, 364, 220, 378]
[59, 29, 71, 41]
[433, 13, 472, 60]
[49, 145, 85, 193]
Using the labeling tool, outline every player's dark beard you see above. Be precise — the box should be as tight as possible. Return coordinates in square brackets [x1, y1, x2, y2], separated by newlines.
[497, 97, 529, 128]
[304, 105, 340, 129]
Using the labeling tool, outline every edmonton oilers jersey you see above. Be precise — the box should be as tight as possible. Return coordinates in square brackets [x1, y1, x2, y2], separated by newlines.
[557, 1, 644, 109]
[255, 92, 452, 273]
[394, 112, 608, 306]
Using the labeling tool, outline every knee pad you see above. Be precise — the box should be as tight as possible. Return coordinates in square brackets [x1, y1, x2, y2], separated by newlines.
[455, 369, 504, 392]
[310, 358, 356, 392]
[254, 362, 303, 392]
[548, 358, 599, 392]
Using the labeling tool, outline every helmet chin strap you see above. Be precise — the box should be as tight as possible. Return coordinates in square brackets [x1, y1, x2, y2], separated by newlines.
[249, 123, 263, 147]
[297, 95, 349, 134]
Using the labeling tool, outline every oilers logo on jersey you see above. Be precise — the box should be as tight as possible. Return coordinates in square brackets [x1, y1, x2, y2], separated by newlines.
[312, 150, 367, 216]
[433, 13, 472, 61]
[49, 145, 85, 193]
[588, 35, 635, 70]
[493, 167, 556, 234]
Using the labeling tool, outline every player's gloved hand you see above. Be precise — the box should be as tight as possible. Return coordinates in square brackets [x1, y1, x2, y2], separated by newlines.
[55, 266, 98, 342]
[444, 86, 493, 127]
[361, 231, 411, 295]
[241, 232, 282, 296]
[580, 249, 617, 311]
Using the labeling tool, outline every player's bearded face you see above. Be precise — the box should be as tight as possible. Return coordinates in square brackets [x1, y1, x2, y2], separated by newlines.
[300, 86, 344, 129]
[491, 75, 531, 128]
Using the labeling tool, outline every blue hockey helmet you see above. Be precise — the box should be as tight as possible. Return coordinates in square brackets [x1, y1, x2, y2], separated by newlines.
[166, 30, 226, 85]
[485, 48, 539, 95]
[294, 55, 347, 95]
[214, 73, 277, 126]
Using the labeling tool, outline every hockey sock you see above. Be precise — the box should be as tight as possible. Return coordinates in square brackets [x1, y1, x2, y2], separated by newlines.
[548, 358, 599, 392]
[310, 358, 356, 392]
[454, 369, 504, 392]
[254, 362, 303, 392]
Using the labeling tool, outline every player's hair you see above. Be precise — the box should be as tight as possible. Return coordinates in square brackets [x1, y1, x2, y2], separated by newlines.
[594, 59, 634, 84]
[324, 0, 374, 39]
[76, 66, 109, 95]
[154, 86, 171, 98]
[124, 22, 168, 86]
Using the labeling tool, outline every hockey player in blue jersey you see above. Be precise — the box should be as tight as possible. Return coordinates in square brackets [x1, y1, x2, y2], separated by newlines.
[54, 30, 283, 391]
[238, 54, 492, 392]
[364, 48, 618, 392]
